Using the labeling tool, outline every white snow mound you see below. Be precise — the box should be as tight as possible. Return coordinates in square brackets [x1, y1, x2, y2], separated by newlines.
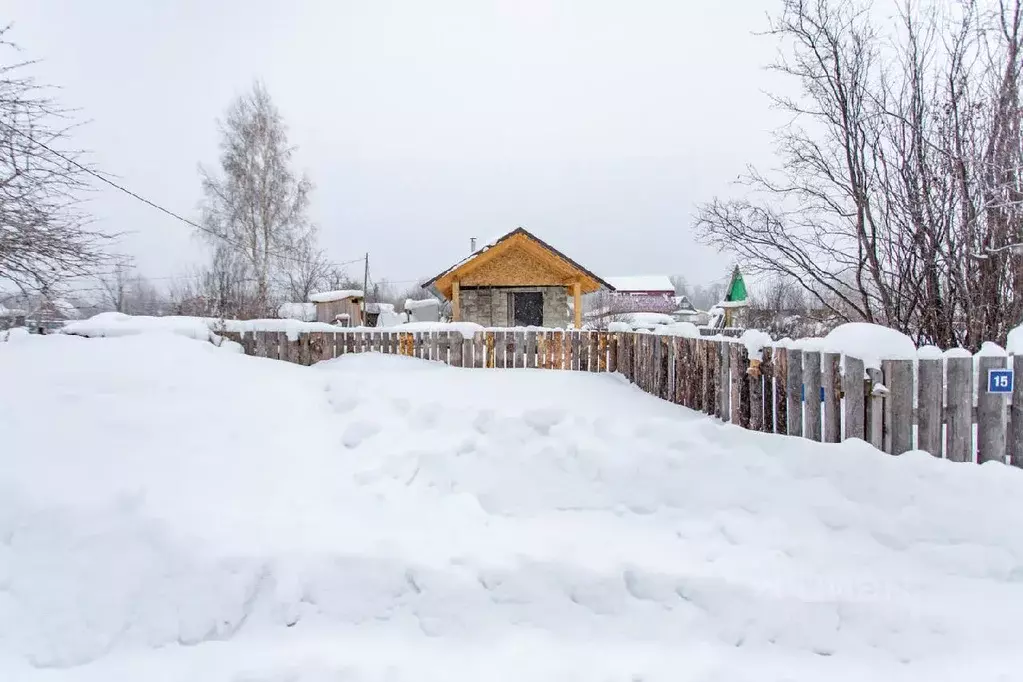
[3, 335, 1023, 680]
[822, 323, 917, 369]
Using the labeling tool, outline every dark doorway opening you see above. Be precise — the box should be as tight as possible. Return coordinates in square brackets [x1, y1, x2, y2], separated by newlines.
[513, 292, 544, 327]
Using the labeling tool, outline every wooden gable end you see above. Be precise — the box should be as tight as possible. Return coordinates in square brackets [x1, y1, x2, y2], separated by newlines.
[459, 241, 575, 288]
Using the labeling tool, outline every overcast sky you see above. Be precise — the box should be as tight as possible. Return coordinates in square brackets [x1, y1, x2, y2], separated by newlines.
[7, 0, 785, 291]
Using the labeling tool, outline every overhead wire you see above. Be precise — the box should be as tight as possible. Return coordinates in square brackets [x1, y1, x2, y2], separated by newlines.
[0, 119, 364, 272]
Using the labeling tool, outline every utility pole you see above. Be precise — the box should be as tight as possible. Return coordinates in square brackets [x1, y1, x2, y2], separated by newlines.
[362, 252, 369, 312]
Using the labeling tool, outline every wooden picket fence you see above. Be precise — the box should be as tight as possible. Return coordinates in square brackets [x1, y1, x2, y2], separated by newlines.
[221, 328, 1023, 466]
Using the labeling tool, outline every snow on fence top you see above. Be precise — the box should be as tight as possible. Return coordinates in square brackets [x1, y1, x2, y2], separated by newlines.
[819, 323, 916, 369]
[308, 289, 363, 303]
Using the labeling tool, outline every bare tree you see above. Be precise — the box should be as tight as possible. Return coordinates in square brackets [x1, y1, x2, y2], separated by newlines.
[0, 26, 110, 293]
[278, 234, 331, 303]
[696, 0, 1023, 349]
[199, 82, 312, 317]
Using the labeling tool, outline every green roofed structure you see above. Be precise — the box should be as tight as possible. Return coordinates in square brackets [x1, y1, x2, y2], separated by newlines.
[725, 266, 748, 303]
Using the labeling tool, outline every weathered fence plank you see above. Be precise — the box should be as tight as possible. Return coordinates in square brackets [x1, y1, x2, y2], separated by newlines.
[1013, 353, 1023, 468]
[255, 331, 267, 359]
[843, 356, 866, 442]
[553, 331, 565, 370]
[729, 343, 742, 423]
[945, 356, 972, 462]
[882, 359, 914, 455]
[449, 332, 463, 367]
[977, 354, 1008, 464]
[597, 332, 608, 373]
[608, 333, 618, 374]
[822, 352, 841, 443]
[485, 331, 496, 368]
[803, 350, 822, 442]
[308, 332, 324, 364]
[717, 342, 730, 420]
[749, 357, 764, 431]
[525, 331, 537, 369]
[917, 357, 943, 457]
[737, 345, 751, 429]
[865, 367, 884, 450]
[762, 347, 775, 433]
[472, 332, 484, 368]
[493, 331, 506, 369]
[786, 348, 802, 437]
[513, 330, 525, 368]
[774, 347, 787, 433]
[588, 332, 600, 373]
[568, 331, 580, 372]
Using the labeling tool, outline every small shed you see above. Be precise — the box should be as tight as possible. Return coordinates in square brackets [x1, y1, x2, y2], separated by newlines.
[424, 227, 612, 328]
[308, 289, 363, 326]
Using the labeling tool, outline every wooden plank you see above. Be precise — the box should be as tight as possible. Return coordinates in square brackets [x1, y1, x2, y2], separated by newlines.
[608, 332, 618, 374]
[882, 359, 914, 455]
[737, 345, 751, 428]
[567, 331, 578, 371]
[717, 342, 730, 420]
[1013, 353, 1023, 467]
[254, 331, 267, 359]
[329, 332, 341, 359]
[589, 332, 600, 373]
[843, 356, 866, 442]
[761, 347, 775, 432]
[493, 331, 506, 368]
[485, 331, 496, 368]
[729, 343, 742, 423]
[786, 348, 802, 436]
[462, 337, 473, 369]
[552, 330, 564, 370]
[803, 350, 822, 441]
[865, 367, 884, 449]
[662, 336, 673, 400]
[822, 352, 841, 443]
[916, 357, 943, 457]
[774, 347, 787, 432]
[514, 330, 525, 368]
[289, 334, 303, 364]
[749, 358, 764, 431]
[597, 332, 608, 373]
[449, 331, 464, 367]
[704, 340, 716, 414]
[525, 330, 538, 369]
[977, 354, 1009, 464]
[670, 337, 681, 404]
[299, 334, 312, 365]
[472, 331, 485, 368]
[535, 331, 547, 369]
[309, 332, 324, 364]
[415, 332, 425, 359]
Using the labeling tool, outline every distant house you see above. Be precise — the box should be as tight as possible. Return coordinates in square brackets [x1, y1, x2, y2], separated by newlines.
[424, 227, 612, 329]
[277, 302, 317, 322]
[603, 275, 678, 315]
[308, 290, 363, 326]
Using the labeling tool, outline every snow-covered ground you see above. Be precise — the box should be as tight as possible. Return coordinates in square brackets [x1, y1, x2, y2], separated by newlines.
[3, 332, 1023, 681]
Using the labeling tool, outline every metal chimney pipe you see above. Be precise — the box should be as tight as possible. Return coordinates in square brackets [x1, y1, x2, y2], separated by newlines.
[470, 237, 477, 252]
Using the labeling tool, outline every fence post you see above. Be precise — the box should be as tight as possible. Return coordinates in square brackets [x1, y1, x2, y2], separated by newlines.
[786, 347, 802, 436]
[882, 359, 914, 455]
[608, 333, 618, 373]
[843, 356, 866, 442]
[864, 367, 883, 449]
[737, 345, 751, 429]
[729, 344, 742, 423]
[717, 341, 729, 420]
[977, 352, 1009, 464]
[917, 355, 943, 457]
[803, 350, 822, 441]
[1013, 353, 1023, 467]
[749, 355, 764, 431]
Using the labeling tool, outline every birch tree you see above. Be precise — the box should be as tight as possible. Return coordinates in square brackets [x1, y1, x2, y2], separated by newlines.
[199, 82, 312, 316]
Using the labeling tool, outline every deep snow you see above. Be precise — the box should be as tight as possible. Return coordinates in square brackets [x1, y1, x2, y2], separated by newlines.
[3, 333, 1023, 681]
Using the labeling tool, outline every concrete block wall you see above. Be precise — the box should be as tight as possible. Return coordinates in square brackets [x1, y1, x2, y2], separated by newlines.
[459, 287, 569, 327]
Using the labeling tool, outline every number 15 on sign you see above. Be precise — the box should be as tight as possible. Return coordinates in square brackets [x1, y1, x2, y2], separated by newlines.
[988, 369, 1014, 394]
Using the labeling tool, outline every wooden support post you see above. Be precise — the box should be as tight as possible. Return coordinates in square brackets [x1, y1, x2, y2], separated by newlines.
[572, 281, 582, 329]
[917, 357, 943, 457]
[843, 356, 866, 442]
[452, 280, 461, 322]
[978, 354, 1009, 464]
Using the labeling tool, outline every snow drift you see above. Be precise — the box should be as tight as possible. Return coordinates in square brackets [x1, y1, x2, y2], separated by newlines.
[3, 333, 1023, 681]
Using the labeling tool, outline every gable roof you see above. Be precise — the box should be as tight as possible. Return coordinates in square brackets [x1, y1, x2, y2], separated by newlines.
[424, 227, 614, 300]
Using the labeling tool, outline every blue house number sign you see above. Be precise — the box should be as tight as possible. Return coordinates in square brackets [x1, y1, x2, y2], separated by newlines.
[988, 369, 1014, 394]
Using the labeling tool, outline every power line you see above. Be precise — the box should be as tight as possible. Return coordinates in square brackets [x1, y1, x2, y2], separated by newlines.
[0, 119, 363, 272]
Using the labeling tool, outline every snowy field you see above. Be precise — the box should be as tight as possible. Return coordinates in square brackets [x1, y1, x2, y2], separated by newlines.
[3, 333, 1023, 681]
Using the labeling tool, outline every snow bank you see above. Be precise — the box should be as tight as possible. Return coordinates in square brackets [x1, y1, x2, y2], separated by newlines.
[1008, 324, 1023, 355]
[821, 323, 916, 368]
[607, 321, 633, 333]
[7, 332, 1023, 679]
[63, 312, 218, 342]
[308, 289, 363, 303]
[0, 326, 31, 342]
[653, 321, 701, 338]
[277, 301, 317, 322]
